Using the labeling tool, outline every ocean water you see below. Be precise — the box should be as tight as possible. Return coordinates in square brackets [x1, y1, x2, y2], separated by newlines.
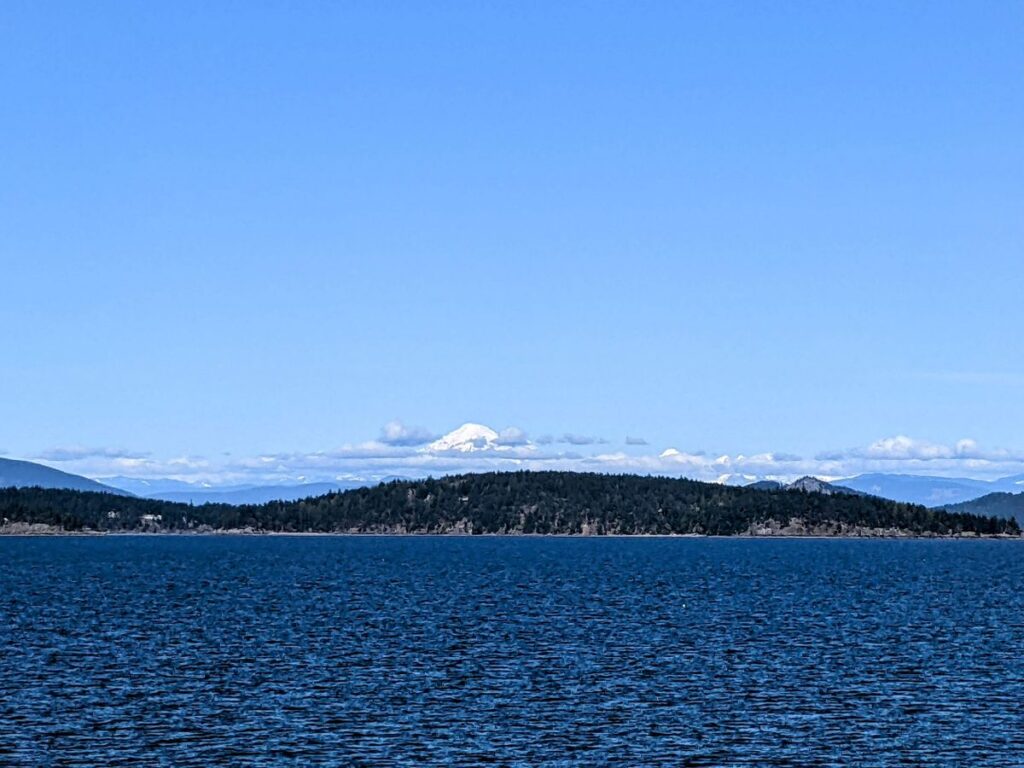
[2, 537, 1023, 766]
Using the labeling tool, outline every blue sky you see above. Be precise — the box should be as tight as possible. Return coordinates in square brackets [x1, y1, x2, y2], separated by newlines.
[2, 2, 1023, 484]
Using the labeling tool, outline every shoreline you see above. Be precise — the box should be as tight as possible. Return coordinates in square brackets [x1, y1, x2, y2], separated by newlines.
[1, 526, 1021, 540]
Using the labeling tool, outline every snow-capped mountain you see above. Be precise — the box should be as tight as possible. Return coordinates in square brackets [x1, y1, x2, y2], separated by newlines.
[426, 423, 501, 453]
[716, 473, 762, 486]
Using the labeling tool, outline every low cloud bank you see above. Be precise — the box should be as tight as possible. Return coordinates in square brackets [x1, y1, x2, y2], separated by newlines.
[26, 425, 1024, 488]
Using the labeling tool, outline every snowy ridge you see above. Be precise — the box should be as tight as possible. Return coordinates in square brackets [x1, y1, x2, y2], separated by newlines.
[426, 423, 499, 452]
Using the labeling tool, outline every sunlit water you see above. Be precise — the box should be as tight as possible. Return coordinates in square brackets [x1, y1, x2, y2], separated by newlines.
[2, 536, 1024, 766]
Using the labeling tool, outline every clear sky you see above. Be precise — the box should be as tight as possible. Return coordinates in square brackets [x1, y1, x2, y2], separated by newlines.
[2, 2, 1023, 484]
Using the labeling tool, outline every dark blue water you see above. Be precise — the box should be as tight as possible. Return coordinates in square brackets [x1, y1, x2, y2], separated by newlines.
[2, 537, 1024, 766]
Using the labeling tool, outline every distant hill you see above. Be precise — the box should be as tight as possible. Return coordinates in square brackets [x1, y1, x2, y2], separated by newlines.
[0, 471, 1016, 537]
[0, 457, 130, 496]
[836, 473, 998, 507]
[150, 482, 368, 505]
[103, 477, 404, 505]
[1000, 474, 1024, 493]
[746, 480, 783, 491]
[940, 493, 1024, 525]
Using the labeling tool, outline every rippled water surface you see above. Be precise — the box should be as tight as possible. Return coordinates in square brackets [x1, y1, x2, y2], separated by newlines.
[3, 537, 1024, 766]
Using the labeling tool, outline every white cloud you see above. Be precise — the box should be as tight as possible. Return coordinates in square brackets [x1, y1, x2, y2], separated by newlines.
[23, 426, 1024, 488]
[495, 427, 530, 446]
[865, 435, 953, 460]
[819, 435, 1024, 465]
[34, 446, 150, 462]
[379, 420, 437, 446]
[560, 433, 608, 446]
[30, 453, 212, 482]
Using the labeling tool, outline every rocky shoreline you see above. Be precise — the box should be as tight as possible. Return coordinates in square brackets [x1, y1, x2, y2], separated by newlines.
[1, 520, 1020, 539]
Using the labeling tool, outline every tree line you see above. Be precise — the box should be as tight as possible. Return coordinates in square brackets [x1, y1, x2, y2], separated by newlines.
[1, 471, 1018, 536]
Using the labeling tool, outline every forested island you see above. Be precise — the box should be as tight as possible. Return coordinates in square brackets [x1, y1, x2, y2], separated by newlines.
[0, 471, 1019, 537]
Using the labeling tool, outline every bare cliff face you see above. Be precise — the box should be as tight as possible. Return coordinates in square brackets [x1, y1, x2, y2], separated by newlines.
[750, 476, 866, 496]
[742, 519, 999, 538]
[786, 476, 871, 496]
[0, 522, 77, 535]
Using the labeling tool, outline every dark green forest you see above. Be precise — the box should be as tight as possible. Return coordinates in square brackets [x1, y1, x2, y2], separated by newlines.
[1, 471, 1018, 536]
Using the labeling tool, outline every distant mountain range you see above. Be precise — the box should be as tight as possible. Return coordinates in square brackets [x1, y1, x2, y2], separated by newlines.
[140, 482, 369, 505]
[835, 474, 987, 506]
[103, 476, 409, 504]
[102, 477, 205, 496]
[835, 473, 1024, 507]
[0, 460, 400, 504]
[3, 455, 1023, 513]
[745, 473, 1024, 508]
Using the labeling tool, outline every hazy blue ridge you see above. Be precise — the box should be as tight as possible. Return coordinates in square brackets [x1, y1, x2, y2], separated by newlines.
[0, 458, 132, 496]
[837, 473, 1004, 507]
[940, 493, 1024, 525]
[147, 482, 370, 506]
